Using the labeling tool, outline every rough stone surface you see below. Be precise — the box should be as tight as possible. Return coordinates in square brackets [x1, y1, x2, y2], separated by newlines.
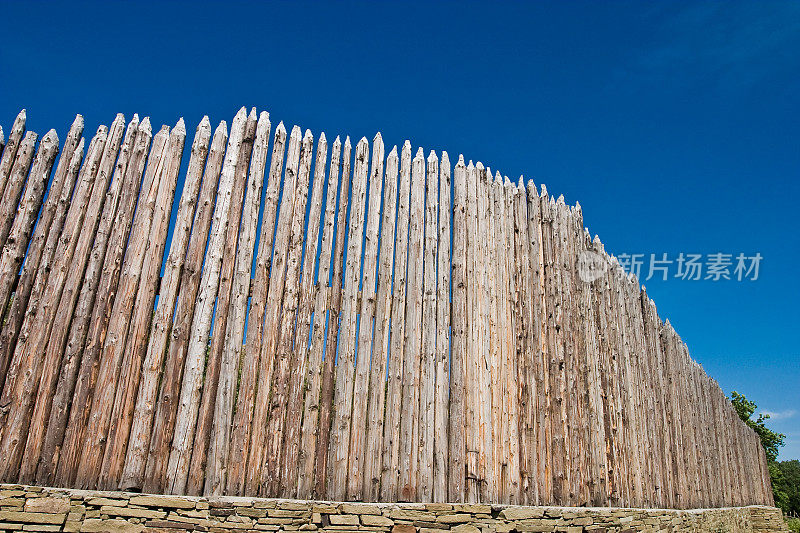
[0, 484, 787, 532]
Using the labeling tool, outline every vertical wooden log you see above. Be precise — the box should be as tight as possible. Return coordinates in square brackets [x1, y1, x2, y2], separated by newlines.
[298, 136, 342, 499]
[100, 119, 186, 489]
[243, 125, 302, 495]
[364, 143, 399, 501]
[380, 141, 411, 502]
[0, 110, 26, 207]
[0, 131, 37, 251]
[224, 122, 285, 496]
[30, 116, 134, 485]
[475, 163, 493, 502]
[55, 121, 151, 487]
[348, 133, 384, 501]
[183, 109, 258, 495]
[121, 116, 211, 491]
[263, 129, 313, 497]
[418, 150, 438, 502]
[199, 112, 268, 496]
[433, 152, 451, 503]
[0, 115, 82, 394]
[327, 136, 369, 501]
[76, 121, 168, 489]
[0, 125, 109, 482]
[0, 129, 58, 320]
[165, 107, 247, 493]
[314, 137, 352, 499]
[513, 179, 532, 504]
[485, 171, 500, 503]
[282, 132, 327, 497]
[398, 147, 425, 502]
[143, 120, 227, 494]
[449, 155, 467, 504]
[464, 162, 481, 503]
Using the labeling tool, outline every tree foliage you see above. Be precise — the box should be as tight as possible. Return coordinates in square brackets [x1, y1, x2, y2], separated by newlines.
[730, 391, 785, 462]
[730, 391, 797, 516]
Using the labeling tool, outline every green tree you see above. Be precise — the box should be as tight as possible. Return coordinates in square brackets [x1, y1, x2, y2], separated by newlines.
[730, 391, 785, 462]
[730, 391, 792, 515]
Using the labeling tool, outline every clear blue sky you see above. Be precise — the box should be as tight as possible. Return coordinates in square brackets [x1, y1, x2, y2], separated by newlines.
[1, 1, 798, 459]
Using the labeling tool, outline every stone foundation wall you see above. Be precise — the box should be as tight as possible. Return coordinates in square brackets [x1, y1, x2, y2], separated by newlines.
[0, 485, 787, 533]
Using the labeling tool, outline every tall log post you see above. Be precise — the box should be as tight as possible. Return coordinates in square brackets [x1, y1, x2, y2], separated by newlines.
[314, 138, 352, 499]
[282, 132, 327, 497]
[398, 147, 425, 502]
[380, 141, 411, 502]
[225, 123, 287, 496]
[297, 136, 341, 499]
[327, 136, 369, 501]
[348, 133, 384, 501]
[433, 152, 451, 503]
[363, 144, 398, 501]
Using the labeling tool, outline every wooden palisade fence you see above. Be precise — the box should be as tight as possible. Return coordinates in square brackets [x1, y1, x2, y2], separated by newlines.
[0, 108, 773, 509]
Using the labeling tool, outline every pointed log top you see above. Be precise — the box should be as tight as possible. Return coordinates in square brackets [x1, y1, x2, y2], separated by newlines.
[199, 115, 211, 127]
[389, 145, 398, 157]
[42, 129, 58, 145]
[110, 113, 125, 129]
[333, 134, 341, 145]
[526, 179, 537, 196]
[214, 120, 228, 138]
[414, 146, 424, 159]
[441, 151, 450, 166]
[540, 183, 548, 197]
[235, 106, 248, 119]
[503, 175, 512, 187]
[373, 132, 382, 144]
[0, 126, 3, 144]
[248, 107, 257, 120]
[139, 117, 151, 133]
[318, 131, 327, 145]
[303, 129, 314, 142]
[457, 154, 465, 166]
[157, 125, 171, 135]
[15, 109, 26, 123]
[475, 161, 484, 171]
[556, 194, 565, 205]
[427, 150, 437, 162]
[575, 200, 582, 213]
[174, 117, 186, 133]
[517, 176, 525, 189]
[71, 114, 85, 130]
[290, 125, 302, 139]
[493, 171, 502, 185]
[549, 196, 556, 206]
[344, 135, 351, 148]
